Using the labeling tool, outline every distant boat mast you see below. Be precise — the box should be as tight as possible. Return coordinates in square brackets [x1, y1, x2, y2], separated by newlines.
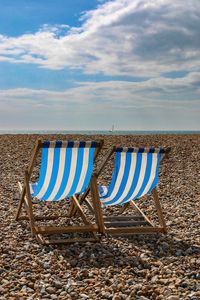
[109, 124, 114, 132]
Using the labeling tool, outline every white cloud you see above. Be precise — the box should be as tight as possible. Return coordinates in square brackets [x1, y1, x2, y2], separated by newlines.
[0, 0, 200, 76]
[0, 71, 200, 130]
[0, 72, 200, 108]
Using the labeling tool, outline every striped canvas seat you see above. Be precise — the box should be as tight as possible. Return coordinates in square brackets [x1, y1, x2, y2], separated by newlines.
[99, 147, 165, 206]
[31, 140, 97, 202]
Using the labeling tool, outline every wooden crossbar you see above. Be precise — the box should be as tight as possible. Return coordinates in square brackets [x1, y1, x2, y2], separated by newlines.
[104, 220, 150, 227]
[106, 227, 165, 234]
[18, 215, 58, 221]
[104, 215, 144, 221]
[34, 225, 98, 234]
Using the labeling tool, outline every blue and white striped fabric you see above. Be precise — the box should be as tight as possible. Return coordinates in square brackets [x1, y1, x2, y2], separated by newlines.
[99, 147, 165, 206]
[30, 141, 97, 202]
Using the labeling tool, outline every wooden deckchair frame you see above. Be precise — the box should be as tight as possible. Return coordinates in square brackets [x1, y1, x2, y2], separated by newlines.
[89, 146, 171, 236]
[15, 139, 104, 244]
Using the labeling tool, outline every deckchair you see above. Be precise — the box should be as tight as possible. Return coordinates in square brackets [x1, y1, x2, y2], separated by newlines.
[90, 146, 171, 235]
[15, 139, 103, 244]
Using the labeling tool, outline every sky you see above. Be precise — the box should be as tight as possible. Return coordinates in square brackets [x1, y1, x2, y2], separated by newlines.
[0, 0, 200, 131]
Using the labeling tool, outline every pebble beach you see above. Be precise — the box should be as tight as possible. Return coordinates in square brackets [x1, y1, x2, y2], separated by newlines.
[0, 134, 200, 300]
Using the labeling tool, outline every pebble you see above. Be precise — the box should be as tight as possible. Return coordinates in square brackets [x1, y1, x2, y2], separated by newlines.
[46, 287, 56, 294]
[80, 294, 89, 299]
[167, 296, 180, 300]
[53, 280, 62, 289]
[112, 295, 121, 300]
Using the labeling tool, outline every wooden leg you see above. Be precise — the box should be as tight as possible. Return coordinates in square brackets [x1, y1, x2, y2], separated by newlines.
[71, 194, 98, 241]
[71, 195, 90, 225]
[119, 202, 130, 214]
[25, 171, 35, 236]
[152, 188, 167, 233]
[90, 175, 105, 234]
[71, 196, 97, 240]
[68, 198, 76, 217]
[69, 196, 94, 217]
[82, 199, 94, 214]
[129, 200, 155, 227]
[15, 183, 26, 221]
[16, 140, 40, 221]
[15, 140, 41, 221]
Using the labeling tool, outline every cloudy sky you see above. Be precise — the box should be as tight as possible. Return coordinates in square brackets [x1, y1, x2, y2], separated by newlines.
[0, 0, 200, 131]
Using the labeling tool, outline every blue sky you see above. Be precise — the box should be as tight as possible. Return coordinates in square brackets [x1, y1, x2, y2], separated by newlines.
[0, 0, 200, 130]
[0, 0, 98, 36]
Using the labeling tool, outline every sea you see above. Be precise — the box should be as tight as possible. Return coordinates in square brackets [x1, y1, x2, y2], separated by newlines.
[0, 130, 200, 135]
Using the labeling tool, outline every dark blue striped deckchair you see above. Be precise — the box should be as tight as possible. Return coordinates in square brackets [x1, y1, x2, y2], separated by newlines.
[16, 139, 103, 244]
[90, 146, 171, 235]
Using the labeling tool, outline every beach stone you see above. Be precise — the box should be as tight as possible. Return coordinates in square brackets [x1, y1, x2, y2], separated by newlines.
[167, 296, 180, 300]
[151, 275, 158, 283]
[196, 283, 200, 291]
[53, 280, 62, 289]
[80, 293, 89, 299]
[180, 281, 188, 288]
[46, 287, 56, 294]
[59, 291, 67, 296]
[185, 247, 193, 255]
[43, 262, 50, 269]
[164, 289, 173, 297]
[16, 254, 26, 259]
[70, 259, 77, 267]
[40, 287, 46, 294]
[112, 295, 121, 300]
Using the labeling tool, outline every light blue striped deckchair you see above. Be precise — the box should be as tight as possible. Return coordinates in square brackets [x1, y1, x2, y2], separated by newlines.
[15, 139, 103, 244]
[90, 146, 171, 235]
